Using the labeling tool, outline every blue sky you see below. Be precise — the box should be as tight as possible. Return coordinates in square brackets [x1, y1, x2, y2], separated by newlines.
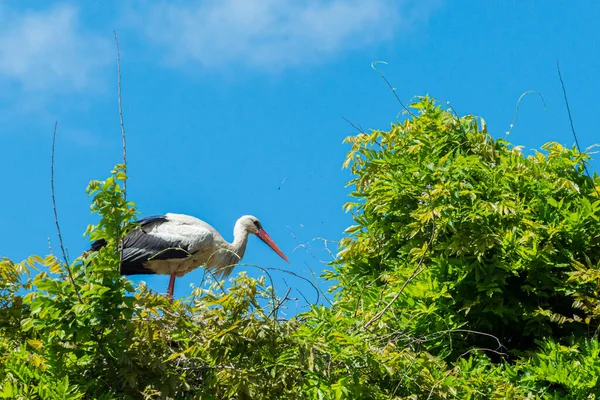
[1, 1, 598, 314]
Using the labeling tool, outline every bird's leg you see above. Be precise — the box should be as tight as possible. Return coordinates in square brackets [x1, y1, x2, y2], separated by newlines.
[167, 273, 176, 301]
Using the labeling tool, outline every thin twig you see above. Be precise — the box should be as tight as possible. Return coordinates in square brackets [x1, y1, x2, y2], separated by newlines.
[393, 354, 418, 396]
[371, 61, 416, 118]
[556, 61, 599, 196]
[114, 31, 128, 273]
[243, 263, 323, 306]
[202, 267, 227, 294]
[426, 369, 453, 400]
[362, 189, 436, 329]
[342, 117, 366, 134]
[304, 261, 334, 306]
[506, 90, 546, 136]
[361, 244, 430, 329]
[556, 61, 582, 154]
[267, 287, 292, 319]
[294, 288, 311, 310]
[342, 117, 383, 147]
[458, 347, 507, 359]
[312, 237, 338, 260]
[51, 121, 82, 302]
[114, 31, 127, 195]
[352, 276, 378, 319]
[416, 329, 506, 351]
[281, 277, 311, 311]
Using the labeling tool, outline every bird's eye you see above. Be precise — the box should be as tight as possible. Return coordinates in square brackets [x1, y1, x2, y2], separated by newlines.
[253, 220, 261, 229]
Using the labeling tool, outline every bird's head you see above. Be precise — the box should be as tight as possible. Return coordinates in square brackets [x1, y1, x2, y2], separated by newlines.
[239, 215, 289, 263]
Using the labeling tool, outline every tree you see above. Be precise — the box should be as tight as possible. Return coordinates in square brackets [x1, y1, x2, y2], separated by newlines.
[336, 96, 600, 358]
[1, 97, 599, 398]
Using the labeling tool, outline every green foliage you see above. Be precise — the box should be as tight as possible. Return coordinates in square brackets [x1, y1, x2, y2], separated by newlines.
[506, 338, 600, 398]
[336, 96, 600, 358]
[1, 98, 599, 398]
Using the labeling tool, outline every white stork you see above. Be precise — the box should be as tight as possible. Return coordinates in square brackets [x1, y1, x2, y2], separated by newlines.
[91, 214, 289, 299]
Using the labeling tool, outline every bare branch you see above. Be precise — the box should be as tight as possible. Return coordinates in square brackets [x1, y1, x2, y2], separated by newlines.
[113, 31, 128, 271]
[426, 369, 453, 400]
[362, 188, 436, 329]
[289, 227, 338, 265]
[556, 61, 582, 154]
[342, 116, 383, 149]
[51, 121, 82, 302]
[275, 277, 309, 311]
[458, 347, 508, 359]
[342, 117, 366, 134]
[506, 90, 546, 136]
[267, 287, 292, 319]
[114, 31, 127, 194]
[361, 248, 429, 329]
[371, 61, 416, 118]
[556, 61, 599, 199]
[241, 263, 323, 306]
[415, 328, 506, 352]
[294, 288, 311, 309]
[304, 261, 334, 306]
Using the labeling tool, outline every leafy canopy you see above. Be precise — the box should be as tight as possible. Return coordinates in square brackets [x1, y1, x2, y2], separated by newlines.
[335, 96, 600, 358]
[1, 98, 599, 399]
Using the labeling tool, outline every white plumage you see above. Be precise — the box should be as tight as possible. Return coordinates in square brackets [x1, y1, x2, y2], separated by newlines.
[92, 213, 289, 299]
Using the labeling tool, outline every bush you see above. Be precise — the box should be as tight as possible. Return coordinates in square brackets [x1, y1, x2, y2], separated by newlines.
[335, 96, 600, 358]
[0, 97, 599, 398]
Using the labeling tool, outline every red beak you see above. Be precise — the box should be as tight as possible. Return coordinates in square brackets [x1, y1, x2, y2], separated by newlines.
[256, 229, 289, 263]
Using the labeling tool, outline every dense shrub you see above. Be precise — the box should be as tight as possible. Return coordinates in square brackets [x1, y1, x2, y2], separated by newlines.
[0, 98, 599, 398]
[335, 96, 600, 358]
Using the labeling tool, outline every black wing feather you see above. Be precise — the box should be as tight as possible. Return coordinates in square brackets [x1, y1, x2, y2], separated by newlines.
[90, 238, 107, 252]
[88, 216, 168, 253]
[138, 215, 169, 228]
[88, 214, 192, 276]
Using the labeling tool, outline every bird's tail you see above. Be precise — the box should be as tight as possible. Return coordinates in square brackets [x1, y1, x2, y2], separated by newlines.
[85, 238, 157, 276]
[90, 238, 107, 252]
[81, 238, 107, 259]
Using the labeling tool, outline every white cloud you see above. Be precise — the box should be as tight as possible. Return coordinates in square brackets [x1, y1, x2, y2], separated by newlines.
[0, 4, 111, 93]
[133, 0, 440, 71]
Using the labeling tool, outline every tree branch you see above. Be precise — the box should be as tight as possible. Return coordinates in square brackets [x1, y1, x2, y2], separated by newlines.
[556, 61, 598, 197]
[114, 31, 128, 270]
[506, 90, 546, 136]
[114, 31, 127, 195]
[556, 61, 582, 154]
[51, 121, 82, 302]
[362, 188, 436, 329]
[267, 287, 292, 320]
[371, 61, 416, 118]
